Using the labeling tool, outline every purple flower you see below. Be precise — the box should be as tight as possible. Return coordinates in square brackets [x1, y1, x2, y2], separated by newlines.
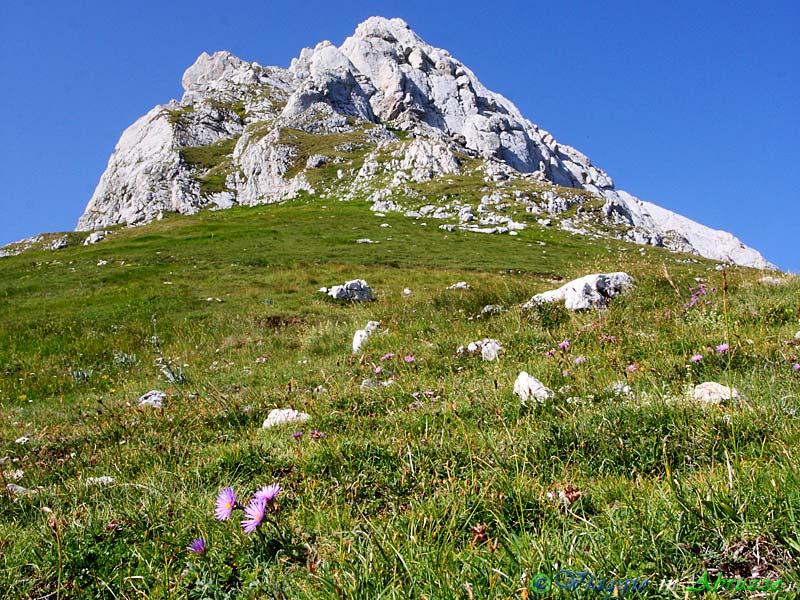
[380, 353, 395, 361]
[374, 366, 382, 374]
[562, 369, 569, 377]
[241, 497, 268, 534]
[690, 354, 703, 363]
[404, 355, 415, 363]
[254, 483, 281, 504]
[626, 364, 637, 373]
[545, 348, 556, 357]
[215, 487, 237, 521]
[574, 356, 587, 365]
[187, 538, 206, 555]
[716, 343, 730, 354]
[793, 364, 800, 371]
[310, 429, 323, 440]
[558, 340, 570, 350]
[292, 431, 303, 440]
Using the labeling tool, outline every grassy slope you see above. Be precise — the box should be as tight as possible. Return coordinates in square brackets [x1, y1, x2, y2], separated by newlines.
[1, 198, 799, 599]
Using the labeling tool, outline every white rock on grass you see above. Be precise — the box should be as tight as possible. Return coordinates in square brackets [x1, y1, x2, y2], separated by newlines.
[138, 390, 165, 408]
[6, 484, 31, 497]
[86, 476, 116, 486]
[447, 281, 470, 290]
[262, 408, 310, 429]
[795, 331, 800, 341]
[353, 320, 381, 353]
[513, 372, 554, 405]
[83, 231, 109, 245]
[327, 279, 374, 302]
[692, 382, 740, 405]
[758, 276, 785, 285]
[523, 272, 634, 311]
[457, 339, 502, 361]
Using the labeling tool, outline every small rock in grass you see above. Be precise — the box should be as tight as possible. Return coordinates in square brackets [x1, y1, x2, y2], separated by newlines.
[86, 476, 116, 486]
[692, 382, 740, 405]
[355, 238, 378, 244]
[353, 321, 381, 353]
[138, 390, 165, 408]
[514, 372, 554, 405]
[447, 281, 470, 290]
[457, 339, 502, 361]
[523, 272, 634, 311]
[326, 279, 374, 302]
[6, 483, 31, 497]
[262, 408, 310, 429]
[15, 436, 29, 445]
[795, 331, 800, 341]
[83, 231, 109, 245]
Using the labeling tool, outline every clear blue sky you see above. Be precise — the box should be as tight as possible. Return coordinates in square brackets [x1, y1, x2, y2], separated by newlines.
[2, 0, 798, 271]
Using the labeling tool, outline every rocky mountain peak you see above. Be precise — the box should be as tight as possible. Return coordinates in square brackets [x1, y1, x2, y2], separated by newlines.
[74, 16, 775, 270]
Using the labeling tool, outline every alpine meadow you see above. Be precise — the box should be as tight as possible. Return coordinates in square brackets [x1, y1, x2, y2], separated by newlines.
[1, 16, 798, 600]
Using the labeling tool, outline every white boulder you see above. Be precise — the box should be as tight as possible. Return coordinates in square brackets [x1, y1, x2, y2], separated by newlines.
[327, 279, 374, 302]
[447, 281, 470, 290]
[692, 382, 740, 405]
[523, 272, 634, 311]
[353, 320, 381, 353]
[513, 372, 554, 405]
[83, 231, 109, 245]
[262, 408, 310, 429]
[138, 390, 165, 408]
[456, 338, 502, 361]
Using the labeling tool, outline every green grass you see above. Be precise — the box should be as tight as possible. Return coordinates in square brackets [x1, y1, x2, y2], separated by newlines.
[1, 197, 798, 599]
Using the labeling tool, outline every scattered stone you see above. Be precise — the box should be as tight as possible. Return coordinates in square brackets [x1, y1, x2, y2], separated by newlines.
[15, 436, 29, 445]
[83, 231, 109, 245]
[6, 484, 31, 497]
[355, 238, 378, 244]
[326, 279, 375, 302]
[262, 408, 311, 429]
[360, 378, 394, 389]
[86, 476, 116, 486]
[306, 154, 329, 168]
[138, 390, 165, 408]
[457, 339, 502, 361]
[692, 382, 740, 405]
[353, 320, 381, 353]
[403, 288, 411, 296]
[50, 236, 69, 250]
[447, 281, 470, 290]
[523, 272, 634, 311]
[759, 276, 785, 285]
[513, 372, 554, 405]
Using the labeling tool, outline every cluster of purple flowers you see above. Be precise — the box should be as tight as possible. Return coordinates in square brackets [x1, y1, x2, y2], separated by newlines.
[214, 483, 281, 535]
[292, 429, 323, 441]
[685, 282, 716, 309]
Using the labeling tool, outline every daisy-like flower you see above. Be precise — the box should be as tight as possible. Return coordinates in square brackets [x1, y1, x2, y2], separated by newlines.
[374, 366, 382, 374]
[241, 497, 268, 534]
[215, 487, 237, 521]
[292, 431, 303, 440]
[404, 355, 415, 363]
[716, 343, 730, 353]
[691, 354, 703, 363]
[380, 353, 395, 361]
[793, 364, 800, 371]
[545, 348, 556, 357]
[310, 429, 323, 440]
[574, 356, 587, 365]
[558, 340, 570, 350]
[626, 364, 637, 373]
[187, 538, 206, 555]
[254, 483, 281, 504]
